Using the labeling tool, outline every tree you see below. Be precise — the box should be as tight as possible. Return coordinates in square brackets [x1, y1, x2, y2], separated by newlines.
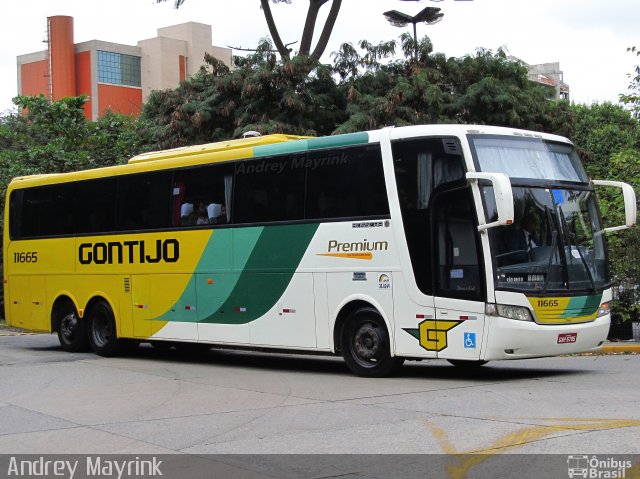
[142, 39, 347, 148]
[157, 0, 342, 61]
[331, 35, 570, 134]
[620, 46, 640, 119]
[569, 102, 640, 178]
[568, 101, 640, 331]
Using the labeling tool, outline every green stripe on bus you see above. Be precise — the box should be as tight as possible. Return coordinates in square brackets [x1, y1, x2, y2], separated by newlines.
[306, 132, 369, 150]
[252, 132, 370, 158]
[253, 140, 308, 157]
[560, 294, 602, 318]
[199, 223, 320, 324]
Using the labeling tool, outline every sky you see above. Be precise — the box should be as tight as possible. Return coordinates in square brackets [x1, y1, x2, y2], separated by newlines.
[0, 0, 638, 114]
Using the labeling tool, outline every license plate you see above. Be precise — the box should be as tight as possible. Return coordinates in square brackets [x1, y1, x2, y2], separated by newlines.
[557, 333, 577, 344]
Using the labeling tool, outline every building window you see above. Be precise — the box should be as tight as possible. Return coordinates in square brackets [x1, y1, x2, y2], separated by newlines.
[97, 50, 141, 87]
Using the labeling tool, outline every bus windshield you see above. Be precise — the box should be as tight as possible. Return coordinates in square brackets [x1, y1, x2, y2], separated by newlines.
[484, 186, 608, 293]
[470, 136, 589, 183]
[471, 135, 608, 293]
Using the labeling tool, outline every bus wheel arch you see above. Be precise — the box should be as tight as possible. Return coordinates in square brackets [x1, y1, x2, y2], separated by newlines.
[52, 295, 89, 352]
[335, 301, 404, 377]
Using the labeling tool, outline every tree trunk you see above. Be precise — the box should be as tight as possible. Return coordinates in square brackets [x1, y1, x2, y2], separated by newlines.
[260, 0, 291, 60]
[310, 0, 342, 61]
[299, 0, 329, 56]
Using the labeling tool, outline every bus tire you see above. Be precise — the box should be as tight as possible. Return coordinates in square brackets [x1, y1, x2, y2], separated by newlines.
[447, 359, 488, 368]
[341, 308, 404, 377]
[88, 300, 122, 357]
[56, 302, 89, 353]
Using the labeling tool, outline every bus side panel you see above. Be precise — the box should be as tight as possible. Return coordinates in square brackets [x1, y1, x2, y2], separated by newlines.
[29, 275, 47, 331]
[47, 274, 123, 324]
[391, 274, 437, 359]
[148, 274, 198, 341]
[7, 276, 30, 330]
[326, 271, 396, 351]
[249, 273, 317, 348]
[313, 272, 330, 349]
[7, 237, 75, 331]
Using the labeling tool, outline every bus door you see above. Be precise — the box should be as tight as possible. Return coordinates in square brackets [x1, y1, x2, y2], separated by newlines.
[432, 187, 486, 359]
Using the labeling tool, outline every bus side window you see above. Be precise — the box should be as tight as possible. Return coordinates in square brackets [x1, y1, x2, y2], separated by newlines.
[116, 171, 172, 231]
[234, 154, 305, 224]
[305, 145, 389, 220]
[172, 165, 234, 227]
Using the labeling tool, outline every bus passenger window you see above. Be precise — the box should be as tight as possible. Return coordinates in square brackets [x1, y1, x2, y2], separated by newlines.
[173, 165, 233, 227]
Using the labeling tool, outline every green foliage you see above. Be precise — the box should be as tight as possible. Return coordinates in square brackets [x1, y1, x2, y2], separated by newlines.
[568, 102, 640, 325]
[569, 102, 640, 178]
[144, 34, 569, 144]
[332, 37, 569, 134]
[142, 39, 347, 147]
[619, 46, 640, 119]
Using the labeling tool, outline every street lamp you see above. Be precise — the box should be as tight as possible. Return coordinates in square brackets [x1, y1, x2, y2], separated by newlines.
[383, 6, 443, 59]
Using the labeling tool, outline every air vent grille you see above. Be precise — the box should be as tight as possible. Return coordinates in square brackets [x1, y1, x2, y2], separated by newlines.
[123, 277, 131, 293]
[442, 139, 461, 155]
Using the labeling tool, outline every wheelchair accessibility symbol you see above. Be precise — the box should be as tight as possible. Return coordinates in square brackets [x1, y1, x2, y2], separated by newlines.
[464, 332, 476, 349]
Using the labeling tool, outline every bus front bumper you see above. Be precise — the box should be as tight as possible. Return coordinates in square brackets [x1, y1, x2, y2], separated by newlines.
[483, 315, 610, 360]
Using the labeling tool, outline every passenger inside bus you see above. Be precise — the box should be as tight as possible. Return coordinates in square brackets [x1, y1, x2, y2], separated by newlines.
[180, 202, 194, 226]
[195, 202, 209, 225]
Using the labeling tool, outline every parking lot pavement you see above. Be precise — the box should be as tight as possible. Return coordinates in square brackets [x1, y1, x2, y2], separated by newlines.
[0, 333, 638, 457]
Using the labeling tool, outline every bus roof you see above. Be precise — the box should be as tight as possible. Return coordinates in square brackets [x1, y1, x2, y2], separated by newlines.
[127, 134, 309, 164]
[7, 125, 572, 190]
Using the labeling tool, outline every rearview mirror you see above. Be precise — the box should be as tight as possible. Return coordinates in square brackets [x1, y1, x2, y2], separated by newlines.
[592, 180, 637, 232]
[466, 172, 514, 231]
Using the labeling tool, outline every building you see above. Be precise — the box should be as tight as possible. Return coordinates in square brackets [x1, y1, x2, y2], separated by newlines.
[507, 56, 570, 101]
[527, 62, 570, 101]
[17, 16, 233, 120]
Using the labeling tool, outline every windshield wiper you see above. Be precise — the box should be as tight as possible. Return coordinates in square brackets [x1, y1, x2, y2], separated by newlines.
[541, 206, 557, 295]
[558, 205, 596, 293]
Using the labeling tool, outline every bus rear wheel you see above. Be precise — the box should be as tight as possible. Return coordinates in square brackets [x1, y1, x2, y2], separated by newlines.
[88, 300, 127, 357]
[57, 303, 89, 353]
[341, 308, 404, 377]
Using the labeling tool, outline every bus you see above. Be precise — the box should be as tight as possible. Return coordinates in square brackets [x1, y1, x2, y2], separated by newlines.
[3, 125, 636, 377]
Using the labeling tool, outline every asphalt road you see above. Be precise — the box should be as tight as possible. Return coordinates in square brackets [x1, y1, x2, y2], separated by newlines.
[0, 333, 638, 459]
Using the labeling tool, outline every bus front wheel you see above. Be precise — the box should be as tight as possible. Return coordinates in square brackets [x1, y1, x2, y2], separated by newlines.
[341, 308, 404, 377]
[88, 300, 126, 357]
[57, 303, 89, 353]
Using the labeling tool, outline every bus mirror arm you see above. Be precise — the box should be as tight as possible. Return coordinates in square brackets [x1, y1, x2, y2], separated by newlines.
[466, 172, 514, 232]
[592, 180, 637, 232]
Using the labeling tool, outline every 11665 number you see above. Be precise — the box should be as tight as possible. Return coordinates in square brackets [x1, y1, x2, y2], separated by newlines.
[13, 252, 38, 263]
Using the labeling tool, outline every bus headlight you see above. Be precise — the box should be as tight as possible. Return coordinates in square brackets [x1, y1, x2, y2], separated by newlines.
[597, 302, 610, 318]
[486, 303, 533, 321]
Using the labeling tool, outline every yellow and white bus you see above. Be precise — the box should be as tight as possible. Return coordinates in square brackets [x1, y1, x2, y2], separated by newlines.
[3, 125, 636, 376]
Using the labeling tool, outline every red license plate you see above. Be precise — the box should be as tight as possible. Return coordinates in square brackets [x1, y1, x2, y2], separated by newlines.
[557, 333, 577, 344]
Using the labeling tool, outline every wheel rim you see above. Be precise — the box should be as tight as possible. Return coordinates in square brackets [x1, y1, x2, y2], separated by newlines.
[351, 321, 384, 368]
[60, 312, 78, 341]
[92, 309, 114, 348]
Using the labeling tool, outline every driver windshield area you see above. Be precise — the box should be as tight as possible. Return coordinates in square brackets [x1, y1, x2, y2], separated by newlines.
[483, 186, 609, 293]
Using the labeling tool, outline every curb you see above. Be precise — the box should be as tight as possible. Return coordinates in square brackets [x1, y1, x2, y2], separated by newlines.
[599, 343, 640, 354]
